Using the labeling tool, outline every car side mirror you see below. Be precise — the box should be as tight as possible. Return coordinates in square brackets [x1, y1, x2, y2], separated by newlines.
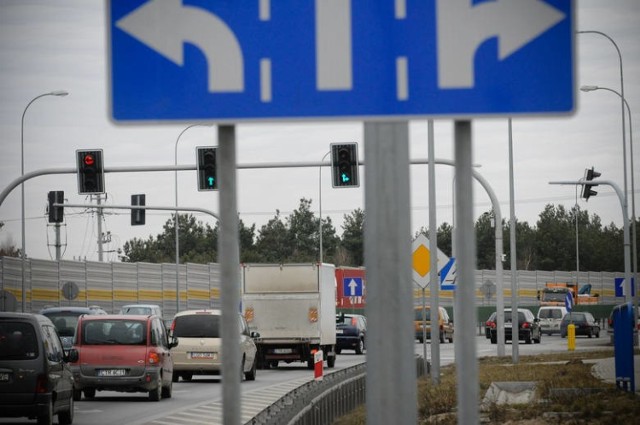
[65, 348, 79, 363]
[168, 336, 179, 349]
[250, 331, 260, 339]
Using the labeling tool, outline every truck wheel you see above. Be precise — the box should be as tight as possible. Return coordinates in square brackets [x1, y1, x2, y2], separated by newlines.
[327, 354, 336, 368]
[84, 388, 96, 399]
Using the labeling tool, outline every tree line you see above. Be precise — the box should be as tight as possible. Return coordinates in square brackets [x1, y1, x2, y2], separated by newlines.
[1, 199, 633, 272]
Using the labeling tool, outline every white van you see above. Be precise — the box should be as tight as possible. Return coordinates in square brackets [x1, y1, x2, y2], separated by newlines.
[537, 306, 567, 335]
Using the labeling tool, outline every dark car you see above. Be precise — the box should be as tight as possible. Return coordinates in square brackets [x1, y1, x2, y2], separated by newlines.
[484, 312, 497, 339]
[0, 312, 78, 425]
[560, 311, 600, 338]
[40, 306, 107, 354]
[69, 314, 177, 401]
[336, 313, 367, 354]
[490, 308, 541, 344]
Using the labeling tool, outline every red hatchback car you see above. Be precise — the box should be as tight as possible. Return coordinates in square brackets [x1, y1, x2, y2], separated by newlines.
[69, 314, 177, 401]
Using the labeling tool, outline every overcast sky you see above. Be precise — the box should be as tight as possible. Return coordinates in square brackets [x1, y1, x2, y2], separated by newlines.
[1, 0, 639, 263]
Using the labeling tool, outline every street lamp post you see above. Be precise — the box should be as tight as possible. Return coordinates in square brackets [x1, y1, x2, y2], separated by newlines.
[580, 85, 637, 330]
[174, 124, 210, 314]
[20, 90, 68, 312]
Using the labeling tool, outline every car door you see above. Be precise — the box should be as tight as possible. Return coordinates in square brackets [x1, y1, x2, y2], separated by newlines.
[151, 318, 173, 383]
[239, 315, 257, 369]
[41, 323, 72, 407]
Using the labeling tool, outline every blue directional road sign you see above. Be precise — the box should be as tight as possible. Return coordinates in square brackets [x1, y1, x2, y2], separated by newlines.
[343, 277, 363, 298]
[615, 277, 636, 297]
[108, 0, 574, 122]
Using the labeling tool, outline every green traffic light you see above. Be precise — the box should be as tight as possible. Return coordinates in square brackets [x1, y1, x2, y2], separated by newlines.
[341, 173, 350, 183]
[207, 176, 215, 187]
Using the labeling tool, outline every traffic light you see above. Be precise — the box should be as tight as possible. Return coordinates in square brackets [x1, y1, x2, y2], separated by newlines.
[581, 167, 601, 201]
[331, 143, 359, 188]
[76, 149, 104, 194]
[47, 191, 64, 223]
[197, 147, 217, 191]
[131, 194, 145, 226]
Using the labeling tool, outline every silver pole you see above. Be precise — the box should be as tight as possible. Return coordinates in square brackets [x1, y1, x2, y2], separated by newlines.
[427, 119, 440, 383]
[454, 120, 478, 425]
[20, 90, 68, 311]
[96, 195, 104, 262]
[508, 118, 518, 363]
[364, 121, 416, 425]
[218, 125, 241, 425]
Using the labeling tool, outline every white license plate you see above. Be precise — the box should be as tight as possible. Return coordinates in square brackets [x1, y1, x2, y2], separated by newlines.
[505, 323, 512, 329]
[97, 369, 127, 377]
[190, 352, 215, 359]
[273, 348, 292, 354]
[0, 372, 10, 382]
[336, 329, 344, 334]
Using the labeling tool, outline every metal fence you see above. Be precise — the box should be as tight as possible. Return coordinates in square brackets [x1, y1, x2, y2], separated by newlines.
[0, 256, 622, 316]
[247, 357, 427, 425]
[0, 256, 220, 318]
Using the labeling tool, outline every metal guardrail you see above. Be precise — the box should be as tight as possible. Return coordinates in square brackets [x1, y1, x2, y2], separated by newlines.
[247, 357, 427, 425]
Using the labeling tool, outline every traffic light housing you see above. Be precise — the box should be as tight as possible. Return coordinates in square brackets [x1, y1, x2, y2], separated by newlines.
[47, 191, 64, 223]
[131, 194, 145, 226]
[331, 143, 359, 188]
[581, 167, 601, 201]
[197, 147, 217, 191]
[76, 149, 104, 194]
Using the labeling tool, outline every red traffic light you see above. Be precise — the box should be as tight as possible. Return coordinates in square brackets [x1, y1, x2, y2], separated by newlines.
[84, 154, 95, 166]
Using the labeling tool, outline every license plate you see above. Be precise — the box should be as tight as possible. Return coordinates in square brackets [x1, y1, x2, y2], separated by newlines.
[273, 348, 292, 354]
[190, 352, 215, 359]
[97, 369, 127, 377]
[336, 329, 344, 334]
[0, 372, 10, 382]
[505, 323, 512, 328]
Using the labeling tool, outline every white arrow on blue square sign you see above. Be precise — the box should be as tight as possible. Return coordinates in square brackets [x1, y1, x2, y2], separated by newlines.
[615, 277, 636, 297]
[344, 277, 363, 297]
[108, 0, 574, 122]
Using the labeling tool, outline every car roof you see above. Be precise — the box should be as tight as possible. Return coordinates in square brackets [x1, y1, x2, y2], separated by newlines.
[174, 309, 222, 317]
[0, 312, 53, 325]
[78, 314, 156, 321]
[40, 306, 106, 314]
[121, 304, 161, 308]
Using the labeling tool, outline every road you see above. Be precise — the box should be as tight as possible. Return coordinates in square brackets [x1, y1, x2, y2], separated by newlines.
[0, 335, 611, 425]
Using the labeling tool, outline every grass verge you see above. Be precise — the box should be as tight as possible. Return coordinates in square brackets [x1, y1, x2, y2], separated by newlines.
[333, 350, 640, 425]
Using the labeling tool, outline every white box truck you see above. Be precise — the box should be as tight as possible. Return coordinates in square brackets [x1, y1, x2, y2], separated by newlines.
[242, 263, 336, 369]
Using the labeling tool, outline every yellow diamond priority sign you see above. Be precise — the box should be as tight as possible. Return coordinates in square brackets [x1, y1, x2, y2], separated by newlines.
[412, 234, 449, 288]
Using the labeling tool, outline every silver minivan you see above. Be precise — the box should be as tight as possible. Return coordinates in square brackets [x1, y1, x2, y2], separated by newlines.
[0, 313, 78, 425]
[537, 306, 567, 335]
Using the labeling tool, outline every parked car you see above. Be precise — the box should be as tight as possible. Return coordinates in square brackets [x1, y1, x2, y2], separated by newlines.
[484, 311, 497, 339]
[169, 309, 258, 382]
[69, 314, 177, 401]
[560, 311, 601, 338]
[335, 313, 367, 354]
[39, 306, 107, 354]
[537, 306, 568, 336]
[119, 304, 162, 317]
[0, 312, 78, 425]
[490, 308, 541, 344]
[414, 306, 454, 343]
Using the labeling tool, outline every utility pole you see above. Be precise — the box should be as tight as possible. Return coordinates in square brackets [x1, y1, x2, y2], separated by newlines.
[96, 194, 104, 261]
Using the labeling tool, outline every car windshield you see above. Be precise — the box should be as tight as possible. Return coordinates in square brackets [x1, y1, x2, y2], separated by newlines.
[539, 309, 563, 319]
[121, 306, 152, 315]
[414, 309, 432, 321]
[564, 313, 585, 322]
[337, 316, 358, 326]
[42, 313, 81, 337]
[82, 320, 147, 345]
[0, 321, 39, 360]
[173, 315, 220, 338]
[504, 311, 526, 323]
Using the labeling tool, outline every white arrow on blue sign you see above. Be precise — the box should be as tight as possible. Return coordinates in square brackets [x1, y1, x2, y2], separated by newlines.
[614, 277, 636, 297]
[344, 277, 363, 297]
[108, 0, 574, 122]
